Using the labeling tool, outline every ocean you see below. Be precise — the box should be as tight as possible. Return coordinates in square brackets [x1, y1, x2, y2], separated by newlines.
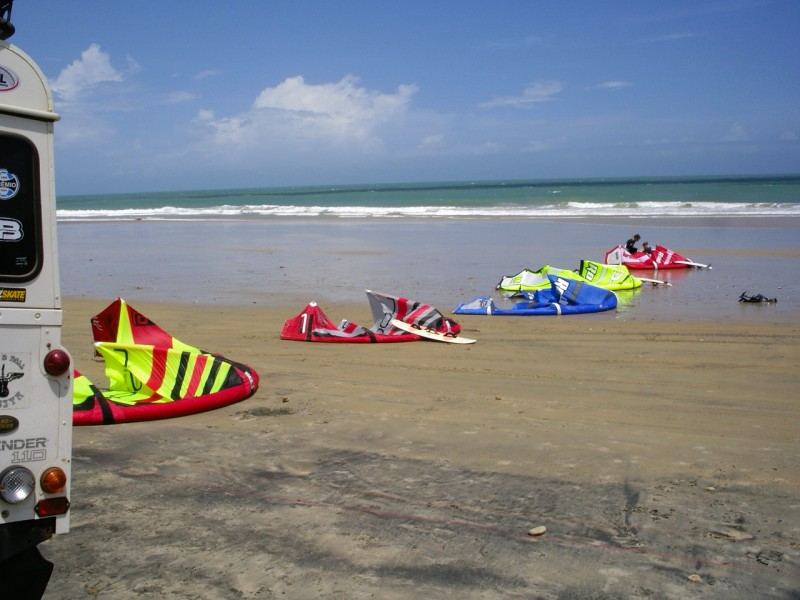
[56, 175, 800, 220]
[54, 175, 800, 322]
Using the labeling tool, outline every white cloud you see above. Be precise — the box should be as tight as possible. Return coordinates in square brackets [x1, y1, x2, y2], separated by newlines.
[194, 69, 222, 80]
[164, 91, 199, 104]
[722, 122, 749, 142]
[465, 141, 505, 155]
[252, 75, 417, 139]
[55, 115, 116, 145]
[597, 80, 633, 90]
[480, 81, 562, 109]
[49, 45, 140, 145]
[203, 115, 247, 145]
[51, 44, 123, 101]
[194, 75, 418, 154]
[522, 141, 548, 153]
[642, 138, 672, 146]
[419, 134, 444, 149]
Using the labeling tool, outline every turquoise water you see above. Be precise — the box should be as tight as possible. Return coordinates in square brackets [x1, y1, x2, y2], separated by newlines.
[56, 175, 800, 220]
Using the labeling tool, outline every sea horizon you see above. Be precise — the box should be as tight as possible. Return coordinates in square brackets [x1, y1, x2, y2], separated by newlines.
[56, 173, 800, 221]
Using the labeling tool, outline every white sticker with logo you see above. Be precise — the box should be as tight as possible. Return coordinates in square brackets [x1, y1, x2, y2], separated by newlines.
[0, 353, 30, 409]
[0, 65, 19, 92]
[0, 217, 23, 241]
[584, 264, 598, 281]
[0, 168, 20, 200]
[553, 277, 570, 296]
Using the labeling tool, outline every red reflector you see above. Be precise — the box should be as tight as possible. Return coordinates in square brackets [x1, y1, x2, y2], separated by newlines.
[43, 349, 71, 377]
[35, 497, 70, 517]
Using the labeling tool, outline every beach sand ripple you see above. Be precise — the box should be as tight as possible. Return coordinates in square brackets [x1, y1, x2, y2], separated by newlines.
[43, 299, 800, 599]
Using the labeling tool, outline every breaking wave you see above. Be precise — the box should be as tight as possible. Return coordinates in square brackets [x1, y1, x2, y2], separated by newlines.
[57, 201, 800, 221]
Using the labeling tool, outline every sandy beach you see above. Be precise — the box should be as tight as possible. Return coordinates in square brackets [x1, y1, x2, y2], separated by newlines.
[6, 2, 799, 596]
[42, 290, 799, 598]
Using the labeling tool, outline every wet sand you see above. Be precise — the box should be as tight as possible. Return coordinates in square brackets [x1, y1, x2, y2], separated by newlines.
[43, 297, 800, 599]
[57, 216, 800, 322]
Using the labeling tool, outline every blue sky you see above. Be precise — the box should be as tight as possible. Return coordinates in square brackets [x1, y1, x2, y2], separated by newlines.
[8, 1, 800, 194]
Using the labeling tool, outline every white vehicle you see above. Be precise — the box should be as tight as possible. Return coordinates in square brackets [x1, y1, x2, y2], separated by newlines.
[0, 2, 72, 596]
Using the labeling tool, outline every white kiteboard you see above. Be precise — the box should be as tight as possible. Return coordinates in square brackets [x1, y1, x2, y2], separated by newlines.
[390, 319, 477, 344]
[638, 276, 672, 287]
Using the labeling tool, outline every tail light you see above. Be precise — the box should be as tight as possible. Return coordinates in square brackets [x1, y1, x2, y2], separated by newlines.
[0, 466, 36, 504]
[40, 467, 67, 494]
[35, 497, 70, 517]
[43, 348, 70, 376]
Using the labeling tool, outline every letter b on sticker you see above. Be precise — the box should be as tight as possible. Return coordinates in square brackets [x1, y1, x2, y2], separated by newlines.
[0, 219, 22, 241]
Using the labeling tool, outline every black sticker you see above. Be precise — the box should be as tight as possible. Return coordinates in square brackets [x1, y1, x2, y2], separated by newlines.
[0, 133, 42, 282]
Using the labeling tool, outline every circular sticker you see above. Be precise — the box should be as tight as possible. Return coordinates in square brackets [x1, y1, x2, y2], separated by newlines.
[0, 169, 20, 200]
[0, 66, 19, 92]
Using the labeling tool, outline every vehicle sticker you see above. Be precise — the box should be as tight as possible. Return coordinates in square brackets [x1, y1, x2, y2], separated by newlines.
[0, 353, 28, 409]
[0, 436, 48, 463]
[0, 288, 25, 302]
[0, 168, 20, 200]
[0, 66, 19, 92]
[0, 415, 19, 433]
[0, 217, 23, 242]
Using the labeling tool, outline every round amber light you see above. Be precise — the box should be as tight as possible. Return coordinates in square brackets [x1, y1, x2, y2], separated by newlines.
[40, 467, 67, 494]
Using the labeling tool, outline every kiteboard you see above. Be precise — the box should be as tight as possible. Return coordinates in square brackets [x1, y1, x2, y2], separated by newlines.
[675, 259, 712, 269]
[390, 319, 476, 344]
[638, 276, 672, 287]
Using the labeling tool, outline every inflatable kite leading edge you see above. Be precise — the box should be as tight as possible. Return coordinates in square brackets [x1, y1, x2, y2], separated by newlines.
[455, 275, 617, 316]
[496, 261, 642, 295]
[604, 244, 710, 270]
[281, 290, 461, 343]
[73, 298, 259, 425]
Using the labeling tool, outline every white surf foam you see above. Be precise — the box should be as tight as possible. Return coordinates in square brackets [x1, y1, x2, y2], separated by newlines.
[56, 201, 800, 221]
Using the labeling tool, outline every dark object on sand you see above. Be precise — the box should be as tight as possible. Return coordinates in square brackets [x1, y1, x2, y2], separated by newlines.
[739, 292, 777, 304]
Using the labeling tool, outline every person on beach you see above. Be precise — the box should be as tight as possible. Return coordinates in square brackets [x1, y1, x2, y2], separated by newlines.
[642, 241, 653, 254]
[625, 234, 640, 253]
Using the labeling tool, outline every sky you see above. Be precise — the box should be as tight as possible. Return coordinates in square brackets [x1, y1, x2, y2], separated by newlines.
[6, 0, 800, 194]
